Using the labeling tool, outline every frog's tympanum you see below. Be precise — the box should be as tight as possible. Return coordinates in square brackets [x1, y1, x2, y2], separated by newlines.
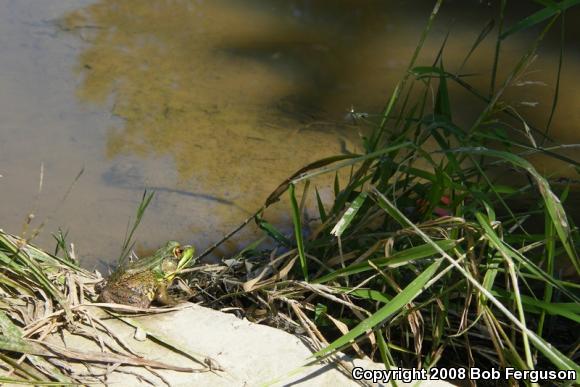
[97, 241, 196, 308]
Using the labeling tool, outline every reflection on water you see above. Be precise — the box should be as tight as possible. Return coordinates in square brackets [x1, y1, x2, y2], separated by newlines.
[63, 0, 356, 183]
[0, 0, 579, 268]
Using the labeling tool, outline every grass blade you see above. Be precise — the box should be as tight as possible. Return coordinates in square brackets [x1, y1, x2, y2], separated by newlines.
[289, 183, 308, 281]
[460, 18, 495, 71]
[313, 259, 443, 358]
[118, 190, 154, 265]
[255, 214, 292, 247]
[330, 192, 368, 237]
[454, 147, 578, 272]
[314, 187, 327, 223]
[500, 0, 578, 39]
[315, 240, 456, 284]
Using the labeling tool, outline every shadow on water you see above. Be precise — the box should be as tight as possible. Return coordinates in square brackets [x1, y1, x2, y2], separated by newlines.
[101, 162, 241, 207]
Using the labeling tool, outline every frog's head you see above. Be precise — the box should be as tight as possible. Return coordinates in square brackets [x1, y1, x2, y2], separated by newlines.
[157, 241, 196, 282]
[122, 241, 196, 282]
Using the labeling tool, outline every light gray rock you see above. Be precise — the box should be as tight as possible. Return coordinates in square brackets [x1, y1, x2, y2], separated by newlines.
[49, 303, 454, 386]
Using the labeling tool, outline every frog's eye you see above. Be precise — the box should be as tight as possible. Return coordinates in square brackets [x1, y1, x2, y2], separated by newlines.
[172, 246, 183, 258]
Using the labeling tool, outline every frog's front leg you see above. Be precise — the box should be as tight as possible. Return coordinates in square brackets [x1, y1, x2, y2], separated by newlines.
[155, 283, 177, 306]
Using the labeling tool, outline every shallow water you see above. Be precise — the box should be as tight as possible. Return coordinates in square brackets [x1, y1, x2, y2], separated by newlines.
[0, 0, 578, 269]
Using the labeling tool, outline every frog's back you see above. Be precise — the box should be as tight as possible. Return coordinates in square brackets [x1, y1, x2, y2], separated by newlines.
[98, 267, 157, 307]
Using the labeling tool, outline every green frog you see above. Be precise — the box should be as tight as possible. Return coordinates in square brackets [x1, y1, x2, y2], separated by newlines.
[97, 241, 196, 308]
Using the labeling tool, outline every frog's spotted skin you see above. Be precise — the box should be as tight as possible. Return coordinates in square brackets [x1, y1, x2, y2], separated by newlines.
[97, 241, 195, 308]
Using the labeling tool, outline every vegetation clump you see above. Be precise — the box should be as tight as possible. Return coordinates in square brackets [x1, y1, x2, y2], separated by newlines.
[190, 1, 580, 383]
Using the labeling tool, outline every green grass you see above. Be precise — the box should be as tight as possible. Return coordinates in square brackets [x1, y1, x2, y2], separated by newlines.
[199, 2, 580, 385]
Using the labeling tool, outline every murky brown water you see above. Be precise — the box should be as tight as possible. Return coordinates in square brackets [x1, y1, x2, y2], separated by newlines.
[1, 1, 578, 269]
